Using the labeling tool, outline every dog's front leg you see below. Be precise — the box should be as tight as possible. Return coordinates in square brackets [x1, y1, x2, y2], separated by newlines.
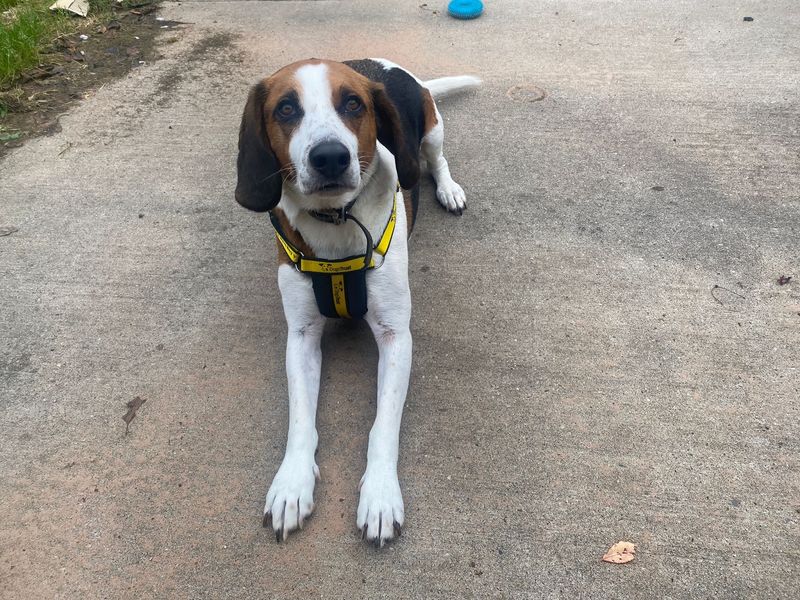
[264, 265, 325, 541]
[358, 310, 412, 547]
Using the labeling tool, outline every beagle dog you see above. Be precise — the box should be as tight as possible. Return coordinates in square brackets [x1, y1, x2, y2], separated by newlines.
[235, 58, 479, 546]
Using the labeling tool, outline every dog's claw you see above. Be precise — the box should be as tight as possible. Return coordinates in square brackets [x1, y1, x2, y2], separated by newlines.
[275, 530, 282, 543]
[297, 499, 303, 530]
[393, 521, 402, 537]
[361, 525, 367, 541]
[262, 512, 271, 528]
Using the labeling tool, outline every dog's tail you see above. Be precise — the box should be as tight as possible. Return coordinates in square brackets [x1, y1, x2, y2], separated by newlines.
[423, 75, 482, 99]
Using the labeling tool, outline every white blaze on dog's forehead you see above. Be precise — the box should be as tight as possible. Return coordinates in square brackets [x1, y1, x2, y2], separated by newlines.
[294, 63, 334, 113]
[291, 63, 352, 140]
[288, 62, 360, 195]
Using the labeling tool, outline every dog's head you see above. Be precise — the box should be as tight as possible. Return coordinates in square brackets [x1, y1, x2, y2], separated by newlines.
[235, 59, 419, 212]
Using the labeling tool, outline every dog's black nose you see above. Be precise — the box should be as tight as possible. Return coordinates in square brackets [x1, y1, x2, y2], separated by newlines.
[309, 141, 350, 180]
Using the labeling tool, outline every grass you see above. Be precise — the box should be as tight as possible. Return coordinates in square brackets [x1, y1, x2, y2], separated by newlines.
[1, 0, 71, 85]
[1, 0, 137, 118]
[0, 0, 121, 86]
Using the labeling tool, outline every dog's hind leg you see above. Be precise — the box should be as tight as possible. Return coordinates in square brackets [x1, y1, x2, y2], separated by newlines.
[420, 103, 467, 215]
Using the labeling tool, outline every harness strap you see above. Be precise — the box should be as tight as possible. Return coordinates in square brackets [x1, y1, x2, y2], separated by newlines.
[269, 191, 398, 319]
[270, 192, 397, 273]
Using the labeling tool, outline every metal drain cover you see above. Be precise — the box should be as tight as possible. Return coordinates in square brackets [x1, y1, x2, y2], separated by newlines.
[507, 84, 546, 102]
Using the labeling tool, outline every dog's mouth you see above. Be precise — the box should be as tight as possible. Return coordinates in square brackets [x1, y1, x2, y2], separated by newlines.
[309, 182, 356, 196]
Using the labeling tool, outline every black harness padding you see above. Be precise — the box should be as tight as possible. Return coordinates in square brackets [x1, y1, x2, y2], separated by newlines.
[310, 270, 368, 319]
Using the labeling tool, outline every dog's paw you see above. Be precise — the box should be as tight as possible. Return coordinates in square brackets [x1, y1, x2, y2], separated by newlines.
[356, 468, 404, 547]
[435, 178, 467, 215]
[263, 455, 320, 542]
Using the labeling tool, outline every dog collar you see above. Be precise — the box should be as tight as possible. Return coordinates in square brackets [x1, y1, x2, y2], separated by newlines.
[307, 195, 359, 226]
[269, 190, 398, 319]
[270, 190, 397, 274]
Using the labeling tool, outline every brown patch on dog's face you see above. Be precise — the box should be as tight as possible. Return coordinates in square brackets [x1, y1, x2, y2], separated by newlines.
[259, 60, 320, 182]
[324, 62, 380, 173]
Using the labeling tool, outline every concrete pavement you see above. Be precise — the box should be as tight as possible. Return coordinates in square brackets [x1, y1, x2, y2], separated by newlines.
[1, 1, 798, 598]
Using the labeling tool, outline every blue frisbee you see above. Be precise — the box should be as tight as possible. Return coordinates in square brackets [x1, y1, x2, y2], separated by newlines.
[448, 0, 483, 20]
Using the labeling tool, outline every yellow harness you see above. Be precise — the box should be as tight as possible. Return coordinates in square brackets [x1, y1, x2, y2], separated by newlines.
[269, 191, 397, 319]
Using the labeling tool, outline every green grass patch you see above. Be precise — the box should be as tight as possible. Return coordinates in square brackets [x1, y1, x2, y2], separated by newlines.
[0, 0, 130, 86]
[1, 0, 157, 120]
[1, 1, 71, 85]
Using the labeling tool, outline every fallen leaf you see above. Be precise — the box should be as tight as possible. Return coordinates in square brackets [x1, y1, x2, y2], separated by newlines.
[122, 396, 146, 434]
[777, 275, 792, 286]
[50, 0, 89, 18]
[602, 540, 636, 564]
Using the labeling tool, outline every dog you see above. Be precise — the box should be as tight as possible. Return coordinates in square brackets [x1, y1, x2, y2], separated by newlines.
[235, 58, 479, 545]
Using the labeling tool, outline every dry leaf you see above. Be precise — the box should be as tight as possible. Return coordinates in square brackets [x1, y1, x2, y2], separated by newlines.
[122, 396, 146, 434]
[49, 0, 89, 17]
[602, 540, 636, 564]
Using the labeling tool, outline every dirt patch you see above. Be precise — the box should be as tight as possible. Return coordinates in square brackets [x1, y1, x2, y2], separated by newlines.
[0, 4, 181, 160]
[151, 32, 239, 107]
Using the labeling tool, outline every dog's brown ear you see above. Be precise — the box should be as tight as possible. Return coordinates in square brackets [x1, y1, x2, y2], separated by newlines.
[372, 85, 420, 190]
[235, 82, 282, 212]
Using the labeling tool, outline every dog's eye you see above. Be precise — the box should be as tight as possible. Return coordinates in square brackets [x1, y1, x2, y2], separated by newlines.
[344, 96, 362, 113]
[277, 101, 296, 118]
